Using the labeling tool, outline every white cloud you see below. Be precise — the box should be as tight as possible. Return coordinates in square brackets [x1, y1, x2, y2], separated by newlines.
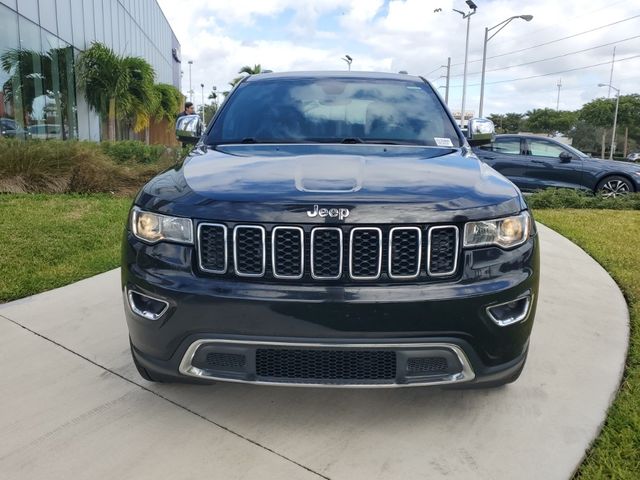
[157, 0, 640, 114]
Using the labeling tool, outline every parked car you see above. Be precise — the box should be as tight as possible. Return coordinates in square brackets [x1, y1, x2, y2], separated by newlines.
[0, 118, 31, 139]
[123, 72, 539, 389]
[628, 152, 640, 162]
[473, 134, 640, 197]
[27, 124, 63, 140]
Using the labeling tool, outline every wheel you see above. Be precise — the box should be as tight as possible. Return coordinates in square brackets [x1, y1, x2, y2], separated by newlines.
[596, 175, 634, 197]
[130, 342, 163, 382]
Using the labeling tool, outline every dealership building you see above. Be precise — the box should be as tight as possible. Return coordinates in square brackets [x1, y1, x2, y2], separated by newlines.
[0, 0, 181, 141]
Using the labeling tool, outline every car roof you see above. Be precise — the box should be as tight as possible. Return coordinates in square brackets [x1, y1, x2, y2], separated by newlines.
[495, 134, 558, 140]
[243, 71, 424, 83]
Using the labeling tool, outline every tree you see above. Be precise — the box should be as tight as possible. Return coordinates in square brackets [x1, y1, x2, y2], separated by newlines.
[487, 112, 523, 134]
[580, 95, 640, 155]
[153, 83, 183, 125]
[120, 56, 158, 135]
[523, 108, 576, 136]
[225, 64, 264, 96]
[76, 42, 128, 140]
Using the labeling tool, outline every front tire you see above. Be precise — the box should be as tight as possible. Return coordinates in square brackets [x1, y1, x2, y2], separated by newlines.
[596, 175, 634, 197]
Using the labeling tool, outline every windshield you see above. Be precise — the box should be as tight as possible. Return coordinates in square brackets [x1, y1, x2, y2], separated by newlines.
[563, 143, 588, 158]
[206, 77, 461, 147]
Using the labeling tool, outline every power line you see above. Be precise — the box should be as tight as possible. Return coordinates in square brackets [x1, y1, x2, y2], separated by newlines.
[476, 0, 629, 50]
[448, 34, 640, 78]
[448, 54, 640, 88]
[449, 14, 640, 67]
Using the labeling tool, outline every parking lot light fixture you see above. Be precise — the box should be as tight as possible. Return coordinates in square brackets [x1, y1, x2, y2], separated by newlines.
[453, 2, 477, 129]
[479, 14, 533, 117]
[599, 83, 621, 160]
[342, 55, 353, 71]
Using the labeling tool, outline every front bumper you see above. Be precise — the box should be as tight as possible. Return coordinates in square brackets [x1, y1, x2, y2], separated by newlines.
[122, 231, 539, 387]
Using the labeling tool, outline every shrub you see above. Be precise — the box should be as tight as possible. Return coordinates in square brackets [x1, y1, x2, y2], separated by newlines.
[526, 188, 640, 210]
[100, 140, 166, 164]
[0, 138, 180, 195]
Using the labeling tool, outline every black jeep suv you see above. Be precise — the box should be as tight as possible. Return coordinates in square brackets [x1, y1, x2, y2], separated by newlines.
[122, 72, 539, 388]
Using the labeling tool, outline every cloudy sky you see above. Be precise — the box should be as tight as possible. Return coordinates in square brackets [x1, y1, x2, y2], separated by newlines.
[157, 0, 639, 116]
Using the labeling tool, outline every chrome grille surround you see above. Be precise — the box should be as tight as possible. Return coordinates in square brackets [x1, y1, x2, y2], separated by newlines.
[427, 226, 459, 277]
[349, 227, 383, 280]
[310, 227, 343, 280]
[197, 223, 228, 274]
[271, 226, 304, 280]
[388, 226, 422, 279]
[233, 225, 266, 277]
[197, 222, 460, 282]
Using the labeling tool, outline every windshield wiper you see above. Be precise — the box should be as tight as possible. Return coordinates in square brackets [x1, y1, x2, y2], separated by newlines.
[339, 138, 422, 146]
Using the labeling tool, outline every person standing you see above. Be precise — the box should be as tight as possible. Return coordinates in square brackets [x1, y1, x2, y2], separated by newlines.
[177, 102, 195, 119]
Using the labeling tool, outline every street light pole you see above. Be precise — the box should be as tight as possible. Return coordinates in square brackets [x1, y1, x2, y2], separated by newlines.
[478, 14, 533, 117]
[341, 55, 352, 71]
[598, 83, 620, 160]
[200, 83, 205, 123]
[453, 1, 477, 129]
[188, 60, 193, 102]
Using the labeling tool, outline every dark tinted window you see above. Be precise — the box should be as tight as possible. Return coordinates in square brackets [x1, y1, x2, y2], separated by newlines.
[207, 77, 460, 147]
[481, 137, 521, 154]
[528, 139, 567, 158]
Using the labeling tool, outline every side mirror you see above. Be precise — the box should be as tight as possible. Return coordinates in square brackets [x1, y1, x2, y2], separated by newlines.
[559, 151, 572, 163]
[466, 118, 495, 146]
[176, 114, 203, 144]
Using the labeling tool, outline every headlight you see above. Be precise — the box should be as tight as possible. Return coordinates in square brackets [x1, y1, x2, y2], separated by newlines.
[131, 207, 193, 244]
[463, 211, 531, 249]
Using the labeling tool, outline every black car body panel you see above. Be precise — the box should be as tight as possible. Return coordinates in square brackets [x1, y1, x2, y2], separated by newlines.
[136, 144, 526, 223]
[474, 134, 640, 192]
[123, 72, 540, 388]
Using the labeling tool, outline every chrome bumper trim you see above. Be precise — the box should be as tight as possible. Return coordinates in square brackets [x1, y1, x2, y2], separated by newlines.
[178, 339, 476, 388]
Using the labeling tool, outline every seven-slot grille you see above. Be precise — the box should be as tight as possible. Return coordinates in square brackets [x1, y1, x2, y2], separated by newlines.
[198, 224, 459, 282]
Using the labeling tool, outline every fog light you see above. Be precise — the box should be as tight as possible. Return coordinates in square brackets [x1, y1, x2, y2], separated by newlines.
[126, 288, 169, 321]
[486, 295, 532, 327]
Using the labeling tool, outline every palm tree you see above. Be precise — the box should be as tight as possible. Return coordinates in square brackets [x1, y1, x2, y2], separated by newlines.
[120, 56, 158, 141]
[76, 43, 128, 140]
[224, 64, 264, 96]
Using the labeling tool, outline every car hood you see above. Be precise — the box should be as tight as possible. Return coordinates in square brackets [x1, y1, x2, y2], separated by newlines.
[583, 156, 640, 172]
[137, 144, 525, 223]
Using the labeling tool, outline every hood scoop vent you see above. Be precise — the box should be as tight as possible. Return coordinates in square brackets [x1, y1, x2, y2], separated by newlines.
[294, 155, 364, 193]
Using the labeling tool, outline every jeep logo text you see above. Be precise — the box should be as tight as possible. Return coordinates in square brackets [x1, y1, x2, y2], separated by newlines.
[306, 205, 350, 220]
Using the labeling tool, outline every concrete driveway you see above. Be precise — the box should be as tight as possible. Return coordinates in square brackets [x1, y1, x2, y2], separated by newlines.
[0, 224, 629, 480]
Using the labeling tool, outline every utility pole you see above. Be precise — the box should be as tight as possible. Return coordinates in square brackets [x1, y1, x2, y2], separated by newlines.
[556, 78, 562, 111]
[443, 57, 451, 105]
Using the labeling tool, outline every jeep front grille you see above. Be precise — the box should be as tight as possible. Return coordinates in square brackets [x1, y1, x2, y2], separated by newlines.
[198, 223, 460, 283]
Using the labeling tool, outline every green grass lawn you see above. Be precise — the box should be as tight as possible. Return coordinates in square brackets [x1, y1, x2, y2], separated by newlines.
[0, 195, 638, 477]
[0, 194, 132, 302]
[534, 210, 640, 479]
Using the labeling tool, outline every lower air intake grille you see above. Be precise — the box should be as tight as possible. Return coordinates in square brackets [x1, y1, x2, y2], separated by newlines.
[407, 357, 449, 374]
[255, 349, 397, 382]
[206, 352, 246, 369]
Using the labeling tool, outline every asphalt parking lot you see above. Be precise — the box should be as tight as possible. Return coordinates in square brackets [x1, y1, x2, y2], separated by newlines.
[0, 224, 629, 480]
